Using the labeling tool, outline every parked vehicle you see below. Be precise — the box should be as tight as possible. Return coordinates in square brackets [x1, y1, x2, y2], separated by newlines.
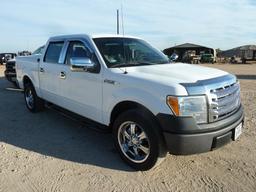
[0, 53, 16, 65]
[169, 53, 179, 62]
[4, 59, 17, 86]
[200, 53, 215, 63]
[4, 46, 44, 87]
[16, 34, 244, 170]
[230, 56, 241, 64]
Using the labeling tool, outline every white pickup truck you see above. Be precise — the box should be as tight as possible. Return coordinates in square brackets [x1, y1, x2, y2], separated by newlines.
[16, 34, 244, 170]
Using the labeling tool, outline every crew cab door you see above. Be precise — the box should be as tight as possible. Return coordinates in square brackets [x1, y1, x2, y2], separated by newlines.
[59, 40, 103, 123]
[39, 41, 65, 106]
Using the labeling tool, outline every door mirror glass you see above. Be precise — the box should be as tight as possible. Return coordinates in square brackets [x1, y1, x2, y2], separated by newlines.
[70, 57, 95, 72]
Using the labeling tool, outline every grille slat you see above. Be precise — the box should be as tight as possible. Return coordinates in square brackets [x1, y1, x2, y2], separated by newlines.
[217, 89, 240, 107]
[216, 102, 239, 116]
[212, 83, 238, 98]
[209, 82, 241, 122]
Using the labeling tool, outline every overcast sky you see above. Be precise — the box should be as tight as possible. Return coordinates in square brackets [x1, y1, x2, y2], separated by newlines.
[0, 0, 255, 52]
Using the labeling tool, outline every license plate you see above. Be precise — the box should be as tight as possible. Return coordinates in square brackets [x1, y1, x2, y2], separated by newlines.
[234, 123, 242, 140]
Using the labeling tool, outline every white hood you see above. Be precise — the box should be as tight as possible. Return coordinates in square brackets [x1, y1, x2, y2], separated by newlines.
[122, 63, 228, 85]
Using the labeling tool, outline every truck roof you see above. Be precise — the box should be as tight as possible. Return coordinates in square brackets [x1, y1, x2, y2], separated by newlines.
[49, 34, 142, 41]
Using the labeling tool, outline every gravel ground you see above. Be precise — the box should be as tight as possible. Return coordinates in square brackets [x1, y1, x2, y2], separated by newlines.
[0, 64, 255, 192]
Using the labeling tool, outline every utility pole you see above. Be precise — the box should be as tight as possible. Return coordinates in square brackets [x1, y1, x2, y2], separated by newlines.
[117, 9, 120, 35]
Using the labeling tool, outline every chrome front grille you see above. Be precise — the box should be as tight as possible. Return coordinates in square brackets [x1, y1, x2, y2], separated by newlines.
[209, 82, 241, 122]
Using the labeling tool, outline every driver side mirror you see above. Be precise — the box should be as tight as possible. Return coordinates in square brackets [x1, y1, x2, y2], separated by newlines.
[70, 57, 95, 72]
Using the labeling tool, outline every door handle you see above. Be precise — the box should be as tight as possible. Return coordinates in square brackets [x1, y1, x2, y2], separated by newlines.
[59, 71, 66, 79]
[40, 67, 45, 73]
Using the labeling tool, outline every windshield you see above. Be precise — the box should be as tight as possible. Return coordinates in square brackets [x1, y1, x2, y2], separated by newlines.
[93, 37, 169, 68]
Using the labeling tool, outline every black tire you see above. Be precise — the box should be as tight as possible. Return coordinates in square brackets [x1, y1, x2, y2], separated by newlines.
[24, 82, 44, 113]
[113, 109, 167, 171]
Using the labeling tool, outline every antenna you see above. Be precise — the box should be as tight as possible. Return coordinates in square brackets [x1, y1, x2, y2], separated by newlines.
[116, 9, 120, 35]
[116, 2, 128, 74]
[121, 2, 125, 36]
[120, 1, 127, 74]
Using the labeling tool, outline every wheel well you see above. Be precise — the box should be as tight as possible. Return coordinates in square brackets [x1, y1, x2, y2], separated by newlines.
[110, 101, 155, 127]
[23, 76, 32, 87]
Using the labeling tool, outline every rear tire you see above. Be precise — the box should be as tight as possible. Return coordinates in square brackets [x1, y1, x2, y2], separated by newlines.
[24, 82, 44, 113]
[113, 109, 167, 171]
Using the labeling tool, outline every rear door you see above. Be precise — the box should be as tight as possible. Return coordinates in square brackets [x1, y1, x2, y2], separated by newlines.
[39, 41, 65, 106]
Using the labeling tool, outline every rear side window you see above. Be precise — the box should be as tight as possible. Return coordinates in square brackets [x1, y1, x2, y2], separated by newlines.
[44, 42, 64, 63]
[33, 46, 45, 55]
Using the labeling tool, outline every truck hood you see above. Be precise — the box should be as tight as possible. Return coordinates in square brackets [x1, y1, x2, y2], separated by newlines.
[121, 63, 228, 85]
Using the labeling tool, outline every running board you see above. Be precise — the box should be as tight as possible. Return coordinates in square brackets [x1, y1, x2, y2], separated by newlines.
[45, 102, 110, 133]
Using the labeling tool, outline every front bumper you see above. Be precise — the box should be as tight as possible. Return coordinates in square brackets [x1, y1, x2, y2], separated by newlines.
[157, 106, 244, 155]
[4, 70, 16, 82]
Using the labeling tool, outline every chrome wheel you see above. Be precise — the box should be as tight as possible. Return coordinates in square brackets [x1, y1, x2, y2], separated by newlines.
[25, 88, 34, 109]
[117, 121, 150, 163]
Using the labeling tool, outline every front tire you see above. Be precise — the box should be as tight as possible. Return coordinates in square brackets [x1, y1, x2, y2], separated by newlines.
[113, 109, 167, 170]
[24, 82, 44, 113]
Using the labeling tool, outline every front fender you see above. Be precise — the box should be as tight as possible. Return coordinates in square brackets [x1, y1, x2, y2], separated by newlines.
[103, 87, 173, 125]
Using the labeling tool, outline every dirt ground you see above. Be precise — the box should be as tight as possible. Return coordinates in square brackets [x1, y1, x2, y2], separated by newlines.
[0, 64, 255, 192]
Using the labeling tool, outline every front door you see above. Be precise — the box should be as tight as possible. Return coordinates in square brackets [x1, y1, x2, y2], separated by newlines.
[59, 41, 103, 123]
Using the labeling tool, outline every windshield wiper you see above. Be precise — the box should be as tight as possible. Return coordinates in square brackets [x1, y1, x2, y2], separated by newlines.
[110, 62, 155, 68]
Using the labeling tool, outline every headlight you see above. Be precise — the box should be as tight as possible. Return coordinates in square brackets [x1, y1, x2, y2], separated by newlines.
[167, 95, 207, 124]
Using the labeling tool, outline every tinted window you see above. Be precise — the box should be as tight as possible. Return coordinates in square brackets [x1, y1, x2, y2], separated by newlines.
[33, 46, 45, 55]
[93, 38, 169, 68]
[44, 42, 64, 63]
[65, 41, 91, 65]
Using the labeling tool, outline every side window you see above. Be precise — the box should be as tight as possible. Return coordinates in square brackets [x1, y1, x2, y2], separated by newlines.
[65, 41, 91, 65]
[44, 42, 64, 63]
[32, 46, 45, 55]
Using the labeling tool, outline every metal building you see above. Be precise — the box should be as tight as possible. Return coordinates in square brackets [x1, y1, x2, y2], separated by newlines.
[163, 43, 216, 63]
